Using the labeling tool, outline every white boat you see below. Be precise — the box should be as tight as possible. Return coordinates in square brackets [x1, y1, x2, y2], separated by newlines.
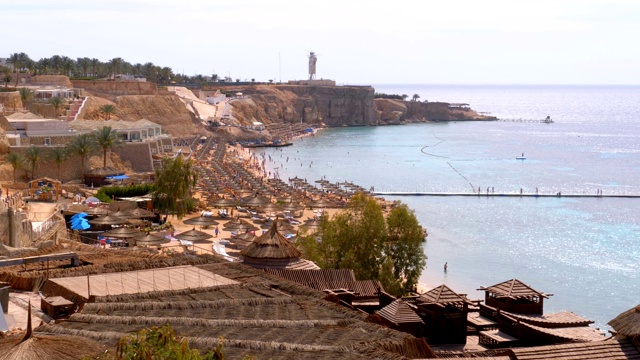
[516, 153, 526, 160]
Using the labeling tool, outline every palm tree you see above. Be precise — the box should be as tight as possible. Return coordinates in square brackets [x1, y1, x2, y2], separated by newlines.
[50, 55, 62, 74]
[1, 66, 11, 88]
[92, 126, 123, 168]
[401, 94, 409, 101]
[100, 104, 116, 120]
[48, 146, 68, 180]
[90, 58, 100, 78]
[412, 94, 420, 102]
[24, 145, 41, 181]
[19, 88, 34, 106]
[66, 134, 96, 179]
[6, 152, 24, 183]
[109, 57, 122, 79]
[49, 96, 65, 117]
[160, 67, 173, 84]
[7, 53, 21, 87]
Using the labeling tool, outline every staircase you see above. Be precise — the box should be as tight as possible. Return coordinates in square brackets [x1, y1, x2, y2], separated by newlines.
[66, 96, 88, 121]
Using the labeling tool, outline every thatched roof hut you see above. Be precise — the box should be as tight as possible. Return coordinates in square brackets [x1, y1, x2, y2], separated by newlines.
[369, 299, 424, 337]
[35, 261, 436, 359]
[240, 220, 318, 270]
[609, 304, 640, 339]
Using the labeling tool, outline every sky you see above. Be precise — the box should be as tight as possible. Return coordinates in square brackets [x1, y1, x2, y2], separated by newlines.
[2, 0, 639, 85]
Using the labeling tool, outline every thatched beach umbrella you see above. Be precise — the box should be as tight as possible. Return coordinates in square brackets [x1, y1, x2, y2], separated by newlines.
[209, 197, 239, 208]
[128, 208, 156, 218]
[174, 227, 213, 242]
[309, 198, 336, 209]
[82, 206, 110, 216]
[184, 215, 219, 227]
[102, 227, 141, 239]
[224, 221, 259, 233]
[134, 232, 170, 246]
[241, 195, 271, 208]
[88, 215, 128, 226]
[260, 203, 282, 214]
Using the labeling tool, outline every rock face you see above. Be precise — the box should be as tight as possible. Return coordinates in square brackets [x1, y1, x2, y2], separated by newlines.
[0, 92, 23, 111]
[113, 95, 202, 136]
[209, 85, 376, 127]
[30, 75, 73, 87]
[375, 98, 496, 124]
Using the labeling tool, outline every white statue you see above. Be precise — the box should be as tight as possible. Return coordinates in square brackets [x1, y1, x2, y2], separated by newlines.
[308, 52, 317, 80]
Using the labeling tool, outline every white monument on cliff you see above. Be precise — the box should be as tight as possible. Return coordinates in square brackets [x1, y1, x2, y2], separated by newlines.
[287, 51, 335, 86]
[308, 52, 317, 80]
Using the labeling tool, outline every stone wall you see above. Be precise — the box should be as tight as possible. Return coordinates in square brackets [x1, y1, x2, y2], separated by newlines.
[70, 80, 158, 101]
[10, 145, 90, 182]
[113, 142, 154, 173]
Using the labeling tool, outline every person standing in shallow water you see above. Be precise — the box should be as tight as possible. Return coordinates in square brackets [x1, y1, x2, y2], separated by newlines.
[444, 262, 448, 272]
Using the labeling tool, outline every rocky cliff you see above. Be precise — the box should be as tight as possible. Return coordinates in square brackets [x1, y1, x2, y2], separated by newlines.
[375, 98, 496, 124]
[208, 85, 376, 127]
[0, 92, 22, 112]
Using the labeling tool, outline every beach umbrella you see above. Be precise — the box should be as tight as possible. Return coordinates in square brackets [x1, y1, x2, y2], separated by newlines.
[102, 226, 141, 239]
[300, 219, 323, 232]
[83, 207, 110, 216]
[174, 227, 213, 242]
[70, 219, 90, 230]
[209, 197, 239, 208]
[129, 208, 156, 218]
[109, 209, 131, 218]
[184, 215, 219, 227]
[261, 220, 295, 232]
[280, 201, 304, 212]
[224, 220, 259, 232]
[309, 198, 336, 208]
[241, 195, 271, 207]
[134, 232, 170, 246]
[70, 212, 88, 220]
[260, 203, 282, 214]
[88, 215, 128, 226]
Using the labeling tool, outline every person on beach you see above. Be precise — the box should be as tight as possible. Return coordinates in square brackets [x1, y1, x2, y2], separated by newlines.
[444, 262, 448, 272]
[214, 226, 219, 237]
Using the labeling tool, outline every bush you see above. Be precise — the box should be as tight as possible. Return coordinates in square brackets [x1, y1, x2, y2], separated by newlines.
[374, 93, 405, 100]
[0, 87, 18, 92]
[96, 184, 154, 203]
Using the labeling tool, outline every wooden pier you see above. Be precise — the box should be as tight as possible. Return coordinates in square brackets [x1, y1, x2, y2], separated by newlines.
[373, 192, 640, 199]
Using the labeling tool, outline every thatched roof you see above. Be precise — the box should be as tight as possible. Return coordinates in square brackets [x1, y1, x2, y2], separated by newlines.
[478, 278, 550, 299]
[608, 304, 640, 337]
[240, 220, 301, 260]
[375, 299, 423, 326]
[35, 260, 436, 359]
[85, 166, 123, 176]
[418, 284, 470, 305]
[0, 334, 106, 360]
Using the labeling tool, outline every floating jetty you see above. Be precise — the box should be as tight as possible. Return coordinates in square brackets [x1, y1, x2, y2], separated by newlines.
[497, 117, 553, 123]
[373, 192, 640, 199]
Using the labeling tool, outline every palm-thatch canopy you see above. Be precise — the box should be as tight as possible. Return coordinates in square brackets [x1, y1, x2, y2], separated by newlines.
[88, 215, 128, 226]
[128, 208, 156, 218]
[241, 220, 301, 260]
[133, 232, 170, 246]
[101, 227, 141, 239]
[209, 197, 239, 207]
[183, 215, 219, 227]
[174, 228, 213, 242]
[608, 304, 640, 338]
[224, 220, 259, 232]
[241, 195, 271, 207]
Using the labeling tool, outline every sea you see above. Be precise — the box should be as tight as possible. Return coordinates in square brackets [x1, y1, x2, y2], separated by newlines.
[256, 84, 640, 331]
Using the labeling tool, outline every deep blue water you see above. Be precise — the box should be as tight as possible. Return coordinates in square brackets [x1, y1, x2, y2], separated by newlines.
[257, 85, 640, 330]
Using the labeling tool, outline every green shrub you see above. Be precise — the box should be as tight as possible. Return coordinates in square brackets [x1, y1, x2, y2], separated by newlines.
[95, 184, 154, 203]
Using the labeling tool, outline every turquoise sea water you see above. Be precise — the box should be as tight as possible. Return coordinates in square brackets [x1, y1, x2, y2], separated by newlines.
[257, 85, 640, 330]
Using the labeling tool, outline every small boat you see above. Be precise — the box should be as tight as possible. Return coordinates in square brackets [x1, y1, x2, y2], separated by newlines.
[516, 153, 526, 160]
[543, 115, 553, 123]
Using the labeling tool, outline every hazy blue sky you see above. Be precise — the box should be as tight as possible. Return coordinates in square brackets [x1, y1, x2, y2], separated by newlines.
[3, 0, 639, 84]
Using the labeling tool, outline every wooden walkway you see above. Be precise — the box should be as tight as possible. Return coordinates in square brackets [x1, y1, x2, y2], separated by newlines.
[374, 192, 640, 198]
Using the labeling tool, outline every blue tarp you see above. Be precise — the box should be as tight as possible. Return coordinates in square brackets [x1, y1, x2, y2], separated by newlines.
[70, 220, 90, 230]
[71, 212, 88, 220]
[106, 175, 129, 180]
